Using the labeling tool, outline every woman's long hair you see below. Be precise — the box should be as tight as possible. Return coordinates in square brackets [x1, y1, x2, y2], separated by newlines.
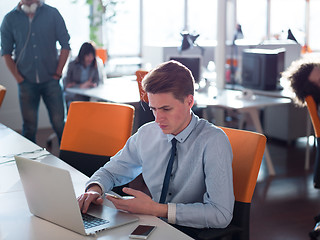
[76, 42, 97, 68]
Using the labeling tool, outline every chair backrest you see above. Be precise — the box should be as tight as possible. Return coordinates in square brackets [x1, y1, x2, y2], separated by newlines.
[305, 95, 320, 189]
[95, 48, 108, 65]
[59, 101, 134, 177]
[221, 127, 266, 203]
[305, 95, 320, 138]
[135, 70, 149, 103]
[221, 127, 266, 240]
[0, 85, 7, 108]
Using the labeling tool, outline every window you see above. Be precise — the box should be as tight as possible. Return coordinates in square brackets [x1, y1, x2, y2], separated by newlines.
[104, 0, 140, 57]
[143, 0, 184, 46]
[309, 0, 320, 50]
[2, 0, 320, 58]
[188, 0, 217, 44]
[270, 0, 305, 44]
[46, 0, 90, 57]
[237, 0, 267, 42]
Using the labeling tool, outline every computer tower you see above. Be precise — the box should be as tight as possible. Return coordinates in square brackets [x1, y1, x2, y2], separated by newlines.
[241, 48, 285, 91]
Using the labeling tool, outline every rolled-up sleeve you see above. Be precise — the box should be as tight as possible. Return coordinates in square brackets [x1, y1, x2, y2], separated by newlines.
[0, 14, 14, 56]
[54, 9, 70, 50]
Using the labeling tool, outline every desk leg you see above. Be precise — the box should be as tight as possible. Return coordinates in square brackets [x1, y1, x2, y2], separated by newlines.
[242, 108, 276, 176]
[238, 113, 247, 130]
[305, 115, 312, 170]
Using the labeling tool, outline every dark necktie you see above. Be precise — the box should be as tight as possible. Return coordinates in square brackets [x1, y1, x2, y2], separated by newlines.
[159, 138, 177, 204]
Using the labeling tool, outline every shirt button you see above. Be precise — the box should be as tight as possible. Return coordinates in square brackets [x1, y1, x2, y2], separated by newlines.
[34, 56, 38, 59]
[32, 33, 35, 36]
[33, 44, 36, 48]
[168, 193, 172, 196]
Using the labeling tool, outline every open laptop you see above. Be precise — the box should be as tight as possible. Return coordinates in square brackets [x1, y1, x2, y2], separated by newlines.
[15, 156, 139, 236]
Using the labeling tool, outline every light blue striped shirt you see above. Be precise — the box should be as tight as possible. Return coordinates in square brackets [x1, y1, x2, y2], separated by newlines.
[87, 112, 234, 228]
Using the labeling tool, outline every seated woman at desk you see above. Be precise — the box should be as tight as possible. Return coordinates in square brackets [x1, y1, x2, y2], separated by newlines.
[282, 57, 320, 106]
[63, 42, 103, 108]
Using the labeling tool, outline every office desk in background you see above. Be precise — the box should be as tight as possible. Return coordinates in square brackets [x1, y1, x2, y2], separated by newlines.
[196, 89, 292, 176]
[225, 82, 310, 144]
[0, 123, 192, 240]
[66, 75, 140, 104]
[66, 79, 292, 176]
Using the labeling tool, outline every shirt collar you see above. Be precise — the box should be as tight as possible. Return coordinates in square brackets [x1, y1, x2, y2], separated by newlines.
[166, 111, 198, 143]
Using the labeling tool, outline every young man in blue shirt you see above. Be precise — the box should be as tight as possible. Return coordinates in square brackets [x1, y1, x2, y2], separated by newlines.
[1, 0, 70, 143]
[78, 60, 234, 236]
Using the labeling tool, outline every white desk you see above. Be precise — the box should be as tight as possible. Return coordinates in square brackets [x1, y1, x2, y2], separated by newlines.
[195, 89, 291, 110]
[196, 89, 292, 176]
[66, 75, 140, 104]
[0, 123, 192, 240]
[224, 79, 294, 99]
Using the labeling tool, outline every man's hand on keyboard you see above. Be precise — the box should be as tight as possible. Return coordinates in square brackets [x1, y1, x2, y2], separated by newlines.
[78, 185, 104, 213]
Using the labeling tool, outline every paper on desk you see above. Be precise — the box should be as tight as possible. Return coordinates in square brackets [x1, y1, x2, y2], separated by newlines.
[0, 148, 51, 165]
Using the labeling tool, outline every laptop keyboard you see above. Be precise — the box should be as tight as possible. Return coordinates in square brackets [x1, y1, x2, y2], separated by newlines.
[82, 213, 109, 229]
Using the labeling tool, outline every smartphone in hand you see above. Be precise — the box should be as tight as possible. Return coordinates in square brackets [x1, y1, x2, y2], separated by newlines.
[105, 193, 134, 200]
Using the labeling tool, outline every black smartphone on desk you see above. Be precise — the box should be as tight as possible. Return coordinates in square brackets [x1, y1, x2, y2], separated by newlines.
[129, 225, 156, 239]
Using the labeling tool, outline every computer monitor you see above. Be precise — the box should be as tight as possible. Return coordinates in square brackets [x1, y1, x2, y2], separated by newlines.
[241, 48, 285, 91]
[169, 56, 202, 83]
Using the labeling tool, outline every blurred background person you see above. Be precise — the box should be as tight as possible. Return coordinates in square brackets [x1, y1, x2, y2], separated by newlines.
[282, 57, 320, 107]
[0, 0, 70, 144]
[63, 42, 103, 108]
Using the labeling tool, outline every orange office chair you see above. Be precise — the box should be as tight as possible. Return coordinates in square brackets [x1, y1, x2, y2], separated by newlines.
[305, 95, 320, 189]
[135, 70, 155, 126]
[136, 70, 149, 103]
[96, 48, 108, 65]
[0, 84, 7, 108]
[59, 101, 134, 177]
[197, 127, 266, 240]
